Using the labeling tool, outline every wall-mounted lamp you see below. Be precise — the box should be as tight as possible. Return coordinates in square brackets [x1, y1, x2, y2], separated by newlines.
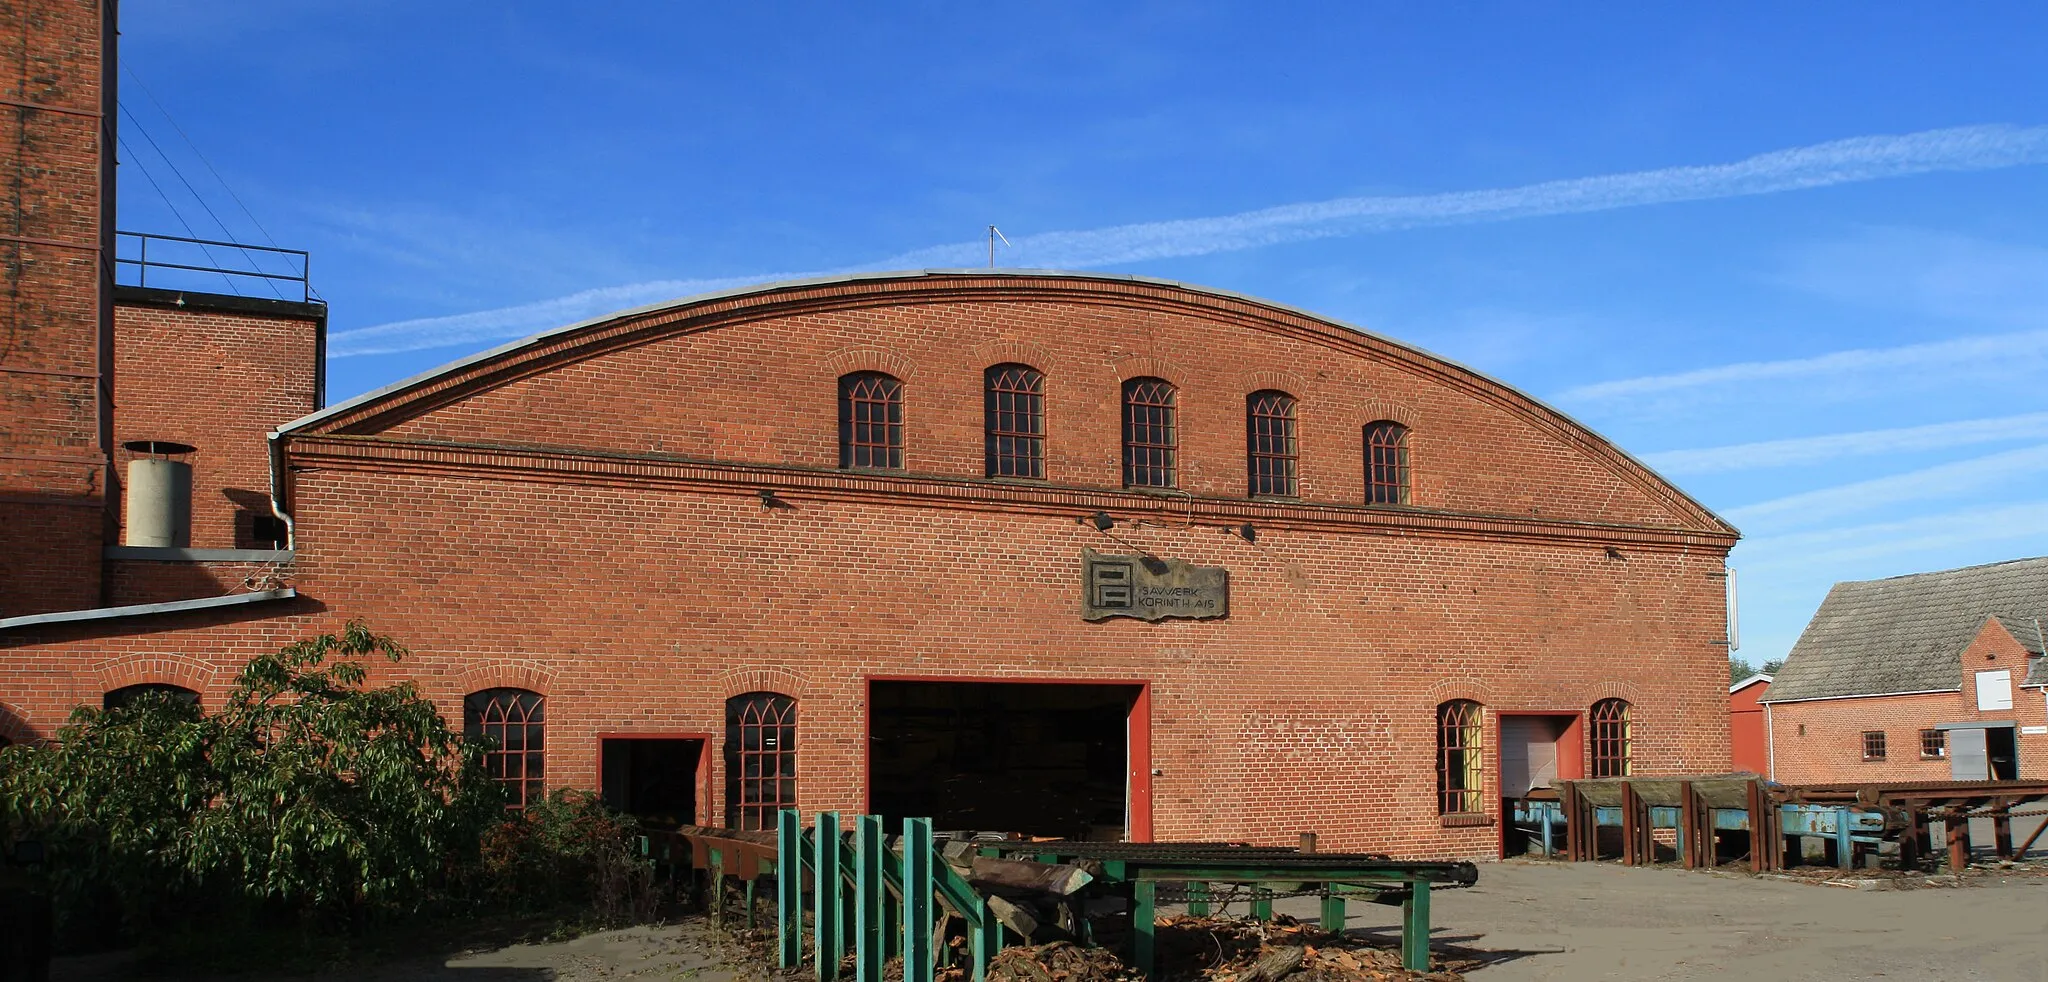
[1080, 511, 1116, 532]
[1604, 546, 1626, 561]
[1227, 522, 1258, 543]
[758, 488, 793, 509]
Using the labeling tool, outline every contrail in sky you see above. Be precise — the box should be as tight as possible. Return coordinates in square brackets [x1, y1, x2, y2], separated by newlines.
[332, 123, 2048, 358]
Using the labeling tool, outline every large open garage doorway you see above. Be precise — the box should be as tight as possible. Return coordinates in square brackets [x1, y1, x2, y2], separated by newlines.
[869, 681, 1147, 841]
[1500, 713, 1583, 857]
[600, 735, 707, 828]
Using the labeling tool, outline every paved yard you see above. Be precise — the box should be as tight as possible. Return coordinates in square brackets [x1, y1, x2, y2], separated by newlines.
[1272, 860, 2048, 982]
[53, 860, 2048, 981]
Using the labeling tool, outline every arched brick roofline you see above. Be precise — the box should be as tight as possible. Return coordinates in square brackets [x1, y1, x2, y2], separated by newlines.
[971, 340, 1055, 373]
[92, 652, 218, 698]
[280, 271, 1731, 534]
[712, 666, 816, 702]
[823, 347, 918, 382]
[455, 660, 559, 696]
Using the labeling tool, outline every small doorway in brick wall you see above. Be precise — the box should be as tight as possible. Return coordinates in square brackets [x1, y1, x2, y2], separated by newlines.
[1499, 713, 1583, 857]
[600, 735, 709, 828]
[867, 680, 1148, 841]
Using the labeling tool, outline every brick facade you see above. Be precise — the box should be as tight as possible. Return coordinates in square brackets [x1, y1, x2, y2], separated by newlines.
[4, 272, 1740, 859]
[1767, 619, 2048, 783]
[0, 0, 115, 616]
[110, 288, 324, 549]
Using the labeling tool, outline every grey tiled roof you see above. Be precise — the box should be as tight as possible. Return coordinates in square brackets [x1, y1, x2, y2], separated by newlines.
[1764, 557, 2048, 703]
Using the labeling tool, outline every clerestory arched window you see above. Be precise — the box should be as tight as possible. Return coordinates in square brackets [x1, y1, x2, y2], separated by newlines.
[985, 364, 1046, 478]
[839, 372, 905, 470]
[1122, 378, 1178, 488]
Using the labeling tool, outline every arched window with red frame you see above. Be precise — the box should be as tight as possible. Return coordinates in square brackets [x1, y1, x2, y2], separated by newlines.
[839, 372, 905, 470]
[1122, 377, 1178, 488]
[1246, 390, 1299, 497]
[1590, 698, 1632, 778]
[465, 688, 546, 809]
[985, 364, 1045, 478]
[726, 692, 798, 830]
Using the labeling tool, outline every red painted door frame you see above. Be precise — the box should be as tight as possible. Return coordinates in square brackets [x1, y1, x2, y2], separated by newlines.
[863, 676, 1154, 842]
[595, 731, 716, 827]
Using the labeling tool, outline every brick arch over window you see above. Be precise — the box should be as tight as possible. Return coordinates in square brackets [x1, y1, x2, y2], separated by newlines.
[284, 272, 1731, 536]
[970, 339, 1055, 372]
[455, 660, 559, 698]
[1108, 354, 1188, 389]
[0, 700, 37, 745]
[821, 347, 918, 382]
[711, 666, 816, 702]
[90, 653, 217, 702]
[725, 691, 797, 830]
[465, 687, 547, 809]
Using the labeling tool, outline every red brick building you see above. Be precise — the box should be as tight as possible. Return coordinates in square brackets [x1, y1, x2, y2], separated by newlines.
[0, 2, 1741, 859]
[1762, 558, 2048, 784]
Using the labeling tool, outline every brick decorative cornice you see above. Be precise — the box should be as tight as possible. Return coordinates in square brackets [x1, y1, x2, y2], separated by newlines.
[286, 435, 1738, 553]
[282, 273, 1733, 535]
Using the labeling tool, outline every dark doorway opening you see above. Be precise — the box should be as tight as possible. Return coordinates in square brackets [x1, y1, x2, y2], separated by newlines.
[601, 737, 704, 828]
[869, 681, 1140, 841]
[1988, 727, 2019, 781]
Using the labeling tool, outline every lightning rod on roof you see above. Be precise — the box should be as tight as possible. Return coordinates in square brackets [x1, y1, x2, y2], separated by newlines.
[988, 225, 1011, 268]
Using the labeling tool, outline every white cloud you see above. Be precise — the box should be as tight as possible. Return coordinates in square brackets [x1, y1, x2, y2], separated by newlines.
[1642, 412, 2048, 475]
[1736, 500, 2048, 573]
[1558, 328, 2048, 403]
[1725, 444, 2048, 533]
[330, 122, 2048, 358]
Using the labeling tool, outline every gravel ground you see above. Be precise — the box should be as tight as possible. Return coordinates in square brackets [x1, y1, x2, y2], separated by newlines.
[52, 859, 2048, 982]
[1266, 860, 2048, 982]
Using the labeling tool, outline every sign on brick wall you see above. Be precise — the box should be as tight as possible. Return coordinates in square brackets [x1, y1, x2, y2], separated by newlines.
[1081, 548, 1229, 622]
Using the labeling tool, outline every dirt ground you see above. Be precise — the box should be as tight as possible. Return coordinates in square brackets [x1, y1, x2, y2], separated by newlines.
[50, 861, 2048, 982]
[1265, 860, 2048, 982]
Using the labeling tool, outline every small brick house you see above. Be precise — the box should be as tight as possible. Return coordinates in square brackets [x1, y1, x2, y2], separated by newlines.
[1762, 558, 2048, 784]
[0, 0, 1743, 860]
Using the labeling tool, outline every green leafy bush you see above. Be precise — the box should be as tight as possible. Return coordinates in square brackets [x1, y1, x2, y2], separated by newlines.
[468, 788, 660, 926]
[0, 622, 506, 939]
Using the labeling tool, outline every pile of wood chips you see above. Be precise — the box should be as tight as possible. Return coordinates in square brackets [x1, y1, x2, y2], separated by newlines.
[965, 914, 1470, 982]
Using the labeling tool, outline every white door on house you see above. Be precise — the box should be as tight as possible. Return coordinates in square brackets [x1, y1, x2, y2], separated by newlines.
[1950, 727, 1990, 781]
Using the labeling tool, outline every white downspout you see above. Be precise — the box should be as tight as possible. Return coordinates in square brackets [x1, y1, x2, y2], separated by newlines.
[1765, 701, 1776, 781]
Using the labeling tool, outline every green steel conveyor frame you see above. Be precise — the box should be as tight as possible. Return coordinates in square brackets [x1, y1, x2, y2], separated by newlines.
[673, 819, 1477, 978]
[976, 841, 1478, 974]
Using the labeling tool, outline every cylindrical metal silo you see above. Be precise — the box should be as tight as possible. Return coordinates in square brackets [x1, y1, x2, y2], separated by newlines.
[124, 457, 193, 548]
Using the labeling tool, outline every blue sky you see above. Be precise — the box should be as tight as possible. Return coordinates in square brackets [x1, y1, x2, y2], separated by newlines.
[115, 3, 2048, 665]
